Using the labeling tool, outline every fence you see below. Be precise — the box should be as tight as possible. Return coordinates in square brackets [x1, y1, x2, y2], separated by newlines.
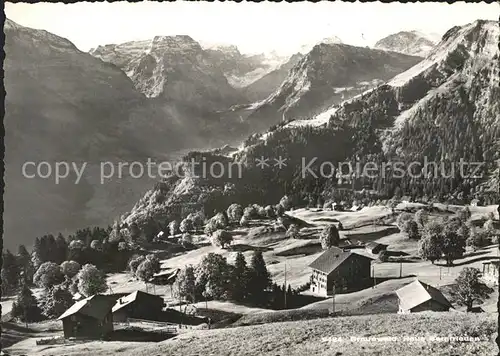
[126, 318, 179, 334]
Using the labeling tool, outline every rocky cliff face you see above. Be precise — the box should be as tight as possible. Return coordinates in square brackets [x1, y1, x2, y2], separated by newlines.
[4, 19, 191, 249]
[90, 36, 241, 111]
[246, 43, 422, 131]
[374, 31, 439, 57]
[243, 53, 304, 102]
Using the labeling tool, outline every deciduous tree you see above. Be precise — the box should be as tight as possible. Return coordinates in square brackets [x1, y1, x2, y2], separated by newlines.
[452, 267, 493, 312]
[319, 225, 340, 250]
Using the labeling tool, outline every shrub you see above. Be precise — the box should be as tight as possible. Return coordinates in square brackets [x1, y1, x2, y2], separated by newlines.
[452, 267, 493, 312]
[243, 205, 258, 220]
[407, 221, 421, 239]
[264, 205, 276, 219]
[136, 255, 161, 286]
[40, 284, 74, 319]
[226, 203, 244, 223]
[279, 195, 292, 210]
[180, 218, 194, 233]
[61, 260, 81, 279]
[11, 283, 42, 322]
[397, 213, 414, 233]
[285, 224, 300, 239]
[211, 230, 233, 249]
[128, 255, 146, 275]
[319, 225, 340, 250]
[33, 262, 64, 290]
[169, 220, 180, 236]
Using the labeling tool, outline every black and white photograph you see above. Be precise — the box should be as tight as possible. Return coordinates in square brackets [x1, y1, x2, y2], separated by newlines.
[1, 1, 499, 355]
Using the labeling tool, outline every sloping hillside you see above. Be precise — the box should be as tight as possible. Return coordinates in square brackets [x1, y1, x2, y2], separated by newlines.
[3, 19, 189, 249]
[6, 312, 496, 355]
[244, 43, 422, 131]
[242, 53, 304, 102]
[375, 30, 438, 57]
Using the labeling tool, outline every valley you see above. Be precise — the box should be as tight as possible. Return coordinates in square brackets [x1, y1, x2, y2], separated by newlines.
[2, 5, 499, 356]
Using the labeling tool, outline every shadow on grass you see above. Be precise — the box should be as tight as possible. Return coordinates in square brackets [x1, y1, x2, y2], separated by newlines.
[227, 244, 271, 252]
[435, 255, 500, 267]
[109, 328, 176, 342]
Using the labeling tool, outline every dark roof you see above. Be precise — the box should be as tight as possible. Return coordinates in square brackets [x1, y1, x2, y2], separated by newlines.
[112, 291, 164, 313]
[58, 295, 114, 321]
[396, 280, 452, 311]
[309, 247, 372, 275]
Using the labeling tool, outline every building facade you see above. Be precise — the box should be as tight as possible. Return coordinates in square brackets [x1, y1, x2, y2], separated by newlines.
[58, 295, 115, 339]
[309, 247, 372, 296]
[396, 280, 452, 314]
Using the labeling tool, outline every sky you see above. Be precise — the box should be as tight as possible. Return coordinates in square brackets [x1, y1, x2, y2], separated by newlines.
[5, 1, 499, 55]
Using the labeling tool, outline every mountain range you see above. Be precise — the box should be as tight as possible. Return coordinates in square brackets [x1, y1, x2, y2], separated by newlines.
[374, 30, 440, 57]
[3, 18, 498, 250]
[118, 20, 500, 231]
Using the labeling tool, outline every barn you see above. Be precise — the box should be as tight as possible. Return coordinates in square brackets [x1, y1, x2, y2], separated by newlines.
[57, 295, 115, 339]
[112, 291, 165, 322]
[396, 280, 452, 314]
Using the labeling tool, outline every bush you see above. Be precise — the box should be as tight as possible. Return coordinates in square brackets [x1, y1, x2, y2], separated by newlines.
[169, 220, 180, 236]
[33, 262, 64, 290]
[414, 209, 428, 227]
[319, 225, 340, 250]
[136, 255, 161, 286]
[212, 212, 228, 229]
[187, 212, 205, 230]
[397, 213, 414, 233]
[61, 260, 81, 279]
[204, 219, 219, 236]
[452, 267, 493, 312]
[286, 224, 300, 239]
[227, 204, 244, 223]
[279, 195, 292, 210]
[180, 218, 194, 233]
[240, 216, 249, 227]
[11, 283, 42, 322]
[128, 255, 146, 275]
[407, 221, 420, 239]
[76, 264, 108, 297]
[40, 284, 74, 319]
[264, 205, 276, 219]
[211, 230, 233, 249]
[243, 205, 258, 220]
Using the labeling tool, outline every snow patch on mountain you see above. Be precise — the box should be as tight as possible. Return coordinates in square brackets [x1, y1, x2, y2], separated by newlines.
[389, 21, 498, 87]
[299, 36, 343, 54]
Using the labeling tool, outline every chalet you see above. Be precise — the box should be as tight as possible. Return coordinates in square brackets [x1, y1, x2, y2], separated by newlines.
[57, 295, 115, 339]
[112, 291, 165, 322]
[149, 268, 180, 285]
[481, 260, 500, 285]
[396, 280, 452, 314]
[365, 242, 388, 255]
[309, 247, 372, 296]
[333, 203, 344, 212]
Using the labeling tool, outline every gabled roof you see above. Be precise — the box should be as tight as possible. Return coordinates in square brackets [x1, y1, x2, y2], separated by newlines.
[112, 290, 163, 313]
[309, 247, 372, 275]
[58, 295, 114, 321]
[396, 280, 452, 311]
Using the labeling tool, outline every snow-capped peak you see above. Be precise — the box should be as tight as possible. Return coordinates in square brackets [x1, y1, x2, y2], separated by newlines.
[299, 35, 343, 54]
